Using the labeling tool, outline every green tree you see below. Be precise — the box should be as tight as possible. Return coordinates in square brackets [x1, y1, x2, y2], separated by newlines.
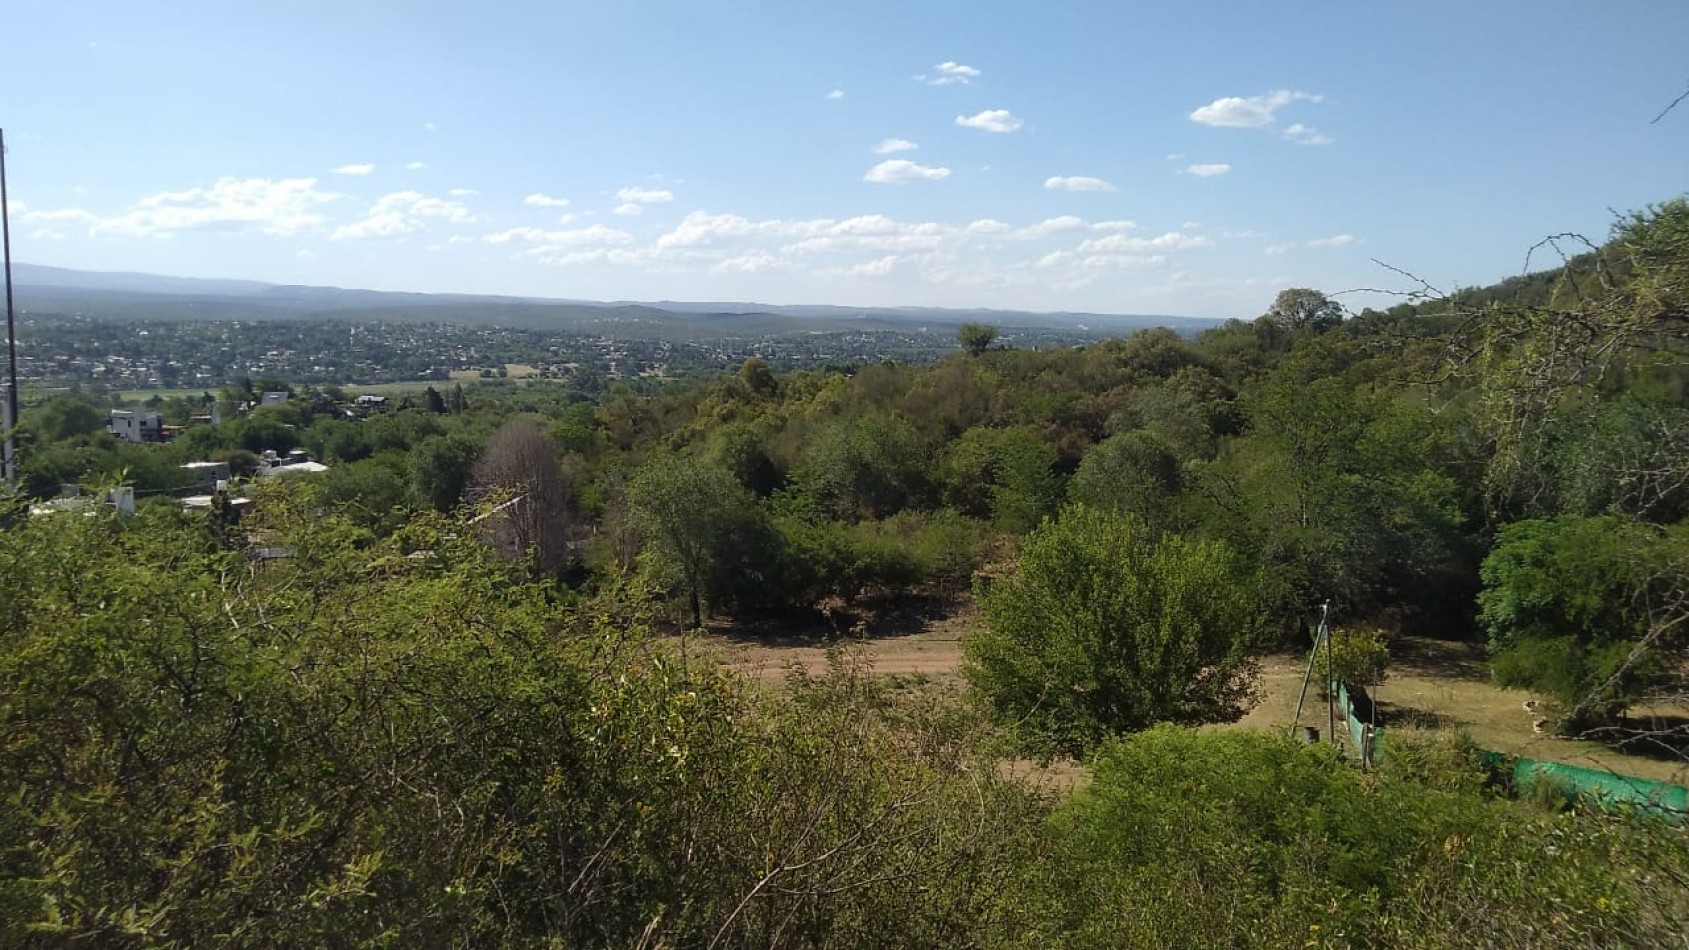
[737, 356, 777, 396]
[967, 506, 1263, 754]
[1070, 430, 1183, 531]
[704, 421, 781, 496]
[410, 433, 482, 512]
[31, 394, 106, 441]
[1261, 287, 1344, 333]
[1479, 515, 1686, 726]
[940, 425, 1061, 533]
[790, 415, 928, 521]
[628, 457, 771, 627]
[957, 322, 1000, 356]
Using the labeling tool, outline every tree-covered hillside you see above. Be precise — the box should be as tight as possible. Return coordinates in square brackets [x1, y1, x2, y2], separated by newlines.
[2, 198, 1686, 946]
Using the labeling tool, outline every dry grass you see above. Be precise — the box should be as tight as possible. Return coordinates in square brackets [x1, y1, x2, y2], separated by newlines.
[686, 601, 1689, 787]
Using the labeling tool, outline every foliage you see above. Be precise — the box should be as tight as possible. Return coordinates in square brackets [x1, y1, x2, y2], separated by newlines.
[470, 418, 573, 577]
[0, 493, 1042, 948]
[628, 455, 776, 626]
[1261, 287, 1345, 333]
[1012, 727, 1689, 948]
[940, 425, 1062, 533]
[967, 506, 1264, 754]
[1478, 515, 1686, 723]
[1069, 429, 1183, 531]
[409, 432, 483, 512]
[789, 415, 930, 521]
[957, 322, 1000, 356]
[1311, 625, 1393, 691]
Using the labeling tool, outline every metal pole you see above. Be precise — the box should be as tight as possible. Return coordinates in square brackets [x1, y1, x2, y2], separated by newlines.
[0, 128, 18, 489]
[1324, 602, 1336, 747]
[1288, 602, 1330, 740]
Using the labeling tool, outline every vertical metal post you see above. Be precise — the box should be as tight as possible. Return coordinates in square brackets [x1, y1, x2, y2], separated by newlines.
[0, 128, 18, 489]
[1324, 603, 1336, 747]
[1288, 602, 1331, 740]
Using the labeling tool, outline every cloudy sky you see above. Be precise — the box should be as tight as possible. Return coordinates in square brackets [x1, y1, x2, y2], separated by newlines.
[5, 0, 1687, 317]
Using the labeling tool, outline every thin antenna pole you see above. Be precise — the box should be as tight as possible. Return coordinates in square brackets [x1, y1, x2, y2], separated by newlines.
[1289, 602, 1331, 740]
[1324, 603, 1336, 746]
[0, 127, 18, 489]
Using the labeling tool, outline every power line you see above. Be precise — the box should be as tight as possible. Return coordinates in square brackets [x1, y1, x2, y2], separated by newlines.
[1, 128, 19, 489]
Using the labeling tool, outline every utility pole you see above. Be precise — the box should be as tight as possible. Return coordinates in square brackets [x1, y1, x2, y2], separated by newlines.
[1325, 601, 1336, 747]
[1289, 602, 1332, 742]
[0, 127, 18, 490]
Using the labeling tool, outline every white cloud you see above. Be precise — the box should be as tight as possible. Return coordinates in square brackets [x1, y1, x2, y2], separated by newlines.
[89, 177, 341, 238]
[483, 224, 631, 246]
[966, 218, 1012, 235]
[331, 163, 375, 176]
[613, 203, 645, 217]
[1188, 90, 1321, 128]
[1073, 253, 1169, 271]
[872, 138, 919, 154]
[851, 256, 901, 276]
[1182, 221, 1202, 230]
[1307, 233, 1357, 248]
[332, 191, 475, 240]
[1044, 175, 1116, 192]
[1077, 231, 1212, 254]
[1015, 216, 1091, 238]
[825, 88, 845, 100]
[24, 206, 93, 240]
[713, 252, 784, 274]
[406, 160, 428, 170]
[1282, 123, 1334, 146]
[955, 109, 1023, 133]
[656, 212, 798, 250]
[616, 186, 674, 204]
[524, 193, 571, 208]
[927, 61, 981, 85]
[1184, 163, 1231, 178]
[864, 159, 951, 184]
[1267, 234, 1359, 255]
[21, 207, 98, 225]
[448, 188, 479, 197]
[423, 121, 437, 132]
[483, 224, 636, 267]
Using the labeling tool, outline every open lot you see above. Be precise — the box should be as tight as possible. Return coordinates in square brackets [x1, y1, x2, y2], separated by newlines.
[694, 599, 1689, 786]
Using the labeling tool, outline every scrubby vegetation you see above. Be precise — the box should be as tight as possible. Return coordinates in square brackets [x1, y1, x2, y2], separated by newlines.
[3, 198, 1686, 945]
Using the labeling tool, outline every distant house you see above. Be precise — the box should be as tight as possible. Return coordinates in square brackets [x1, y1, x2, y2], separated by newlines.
[108, 408, 165, 443]
[180, 460, 232, 491]
[258, 449, 330, 477]
[354, 394, 389, 411]
[30, 486, 136, 518]
[259, 391, 291, 407]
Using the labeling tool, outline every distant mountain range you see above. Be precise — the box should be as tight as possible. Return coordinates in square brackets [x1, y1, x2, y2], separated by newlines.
[8, 263, 1222, 338]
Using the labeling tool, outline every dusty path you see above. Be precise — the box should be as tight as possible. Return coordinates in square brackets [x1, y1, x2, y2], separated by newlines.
[1234, 637, 1689, 785]
[687, 596, 973, 684]
[688, 601, 1689, 786]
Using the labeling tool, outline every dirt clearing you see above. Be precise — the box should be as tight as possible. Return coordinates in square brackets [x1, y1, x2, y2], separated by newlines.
[689, 600, 1688, 785]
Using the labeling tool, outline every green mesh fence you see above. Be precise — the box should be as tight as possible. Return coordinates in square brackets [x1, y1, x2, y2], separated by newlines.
[1336, 679, 1687, 820]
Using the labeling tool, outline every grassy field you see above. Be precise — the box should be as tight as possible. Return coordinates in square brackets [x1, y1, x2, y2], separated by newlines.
[696, 598, 1689, 786]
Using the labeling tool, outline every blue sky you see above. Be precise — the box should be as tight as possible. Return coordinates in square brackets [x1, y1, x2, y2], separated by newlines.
[5, 0, 1687, 317]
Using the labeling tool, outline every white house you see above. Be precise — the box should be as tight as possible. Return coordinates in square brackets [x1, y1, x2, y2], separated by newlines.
[108, 408, 165, 443]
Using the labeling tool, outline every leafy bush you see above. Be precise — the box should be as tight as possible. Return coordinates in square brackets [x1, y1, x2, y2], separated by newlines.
[1013, 727, 1689, 948]
[967, 506, 1264, 754]
[0, 492, 1038, 947]
[1311, 624, 1392, 693]
[1479, 515, 1685, 723]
